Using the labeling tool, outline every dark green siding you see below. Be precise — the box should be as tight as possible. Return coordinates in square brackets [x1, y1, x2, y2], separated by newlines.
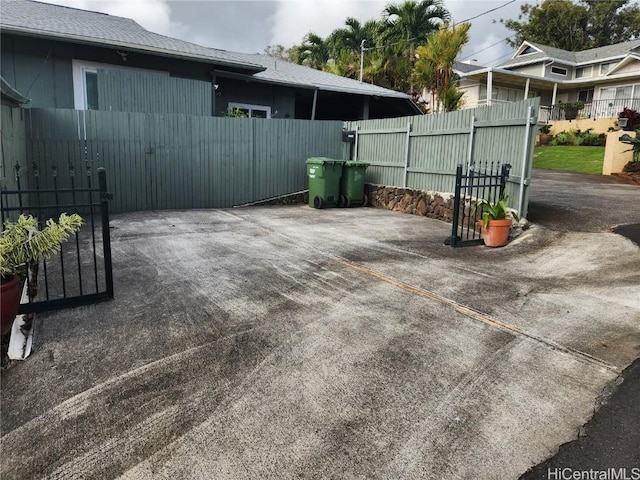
[97, 69, 212, 116]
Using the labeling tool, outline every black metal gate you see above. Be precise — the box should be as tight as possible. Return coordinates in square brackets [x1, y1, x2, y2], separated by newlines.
[450, 162, 511, 248]
[1, 164, 114, 313]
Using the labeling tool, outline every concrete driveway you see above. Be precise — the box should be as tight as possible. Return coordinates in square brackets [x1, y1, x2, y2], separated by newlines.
[2, 200, 639, 478]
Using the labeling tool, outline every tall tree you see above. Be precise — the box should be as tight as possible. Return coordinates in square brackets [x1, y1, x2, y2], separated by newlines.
[381, 0, 450, 92]
[501, 0, 640, 51]
[294, 33, 330, 70]
[413, 23, 470, 112]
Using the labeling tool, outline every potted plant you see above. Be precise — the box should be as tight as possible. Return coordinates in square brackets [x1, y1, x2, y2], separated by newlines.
[539, 124, 552, 145]
[475, 194, 519, 248]
[617, 107, 640, 131]
[559, 101, 585, 121]
[1, 213, 83, 336]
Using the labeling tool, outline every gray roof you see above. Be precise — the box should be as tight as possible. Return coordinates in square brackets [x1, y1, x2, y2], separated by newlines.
[498, 39, 640, 69]
[454, 61, 485, 74]
[574, 39, 640, 63]
[231, 53, 411, 99]
[0, 0, 264, 72]
[1, 0, 411, 101]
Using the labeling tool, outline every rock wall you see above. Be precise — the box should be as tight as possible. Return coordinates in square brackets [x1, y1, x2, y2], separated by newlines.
[365, 184, 464, 223]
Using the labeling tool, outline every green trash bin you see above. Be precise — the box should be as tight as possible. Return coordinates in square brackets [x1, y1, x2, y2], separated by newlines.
[339, 161, 369, 207]
[306, 157, 345, 208]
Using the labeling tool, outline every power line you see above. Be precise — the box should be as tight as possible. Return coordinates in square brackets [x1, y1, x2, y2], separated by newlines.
[484, 51, 515, 66]
[460, 35, 516, 61]
[457, 0, 517, 24]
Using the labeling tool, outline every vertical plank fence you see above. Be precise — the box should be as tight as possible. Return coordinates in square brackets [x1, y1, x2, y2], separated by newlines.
[17, 109, 343, 213]
[345, 98, 539, 218]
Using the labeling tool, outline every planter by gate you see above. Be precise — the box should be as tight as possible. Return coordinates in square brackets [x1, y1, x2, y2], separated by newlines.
[306, 157, 344, 209]
[339, 161, 369, 207]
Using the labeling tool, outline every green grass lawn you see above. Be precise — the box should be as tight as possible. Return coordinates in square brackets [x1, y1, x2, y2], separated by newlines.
[533, 146, 605, 175]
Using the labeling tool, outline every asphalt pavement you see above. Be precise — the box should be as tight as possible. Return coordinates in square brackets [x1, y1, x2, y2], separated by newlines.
[521, 169, 640, 478]
[0, 169, 638, 479]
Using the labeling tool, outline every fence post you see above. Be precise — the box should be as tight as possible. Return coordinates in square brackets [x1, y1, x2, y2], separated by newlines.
[518, 105, 533, 217]
[499, 163, 511, 198]
[466, 115, 476, 174]
[403, 122, 412, 187]
[451, 164, 463, 248]
[98, 168, 114, 299]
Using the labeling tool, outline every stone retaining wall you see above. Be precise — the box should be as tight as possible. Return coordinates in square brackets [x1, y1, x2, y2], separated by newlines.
[365, 184, 461, 223]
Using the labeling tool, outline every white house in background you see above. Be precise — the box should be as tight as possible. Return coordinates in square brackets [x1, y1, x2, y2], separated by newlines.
[457, 40, 640, 121]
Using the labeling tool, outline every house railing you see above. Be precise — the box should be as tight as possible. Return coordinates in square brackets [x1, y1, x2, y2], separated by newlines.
[544, 98, 640, 121]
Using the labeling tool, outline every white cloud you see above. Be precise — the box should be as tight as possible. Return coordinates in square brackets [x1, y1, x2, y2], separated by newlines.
[270, 0, 386, 47]
[38, 0, 187, 38]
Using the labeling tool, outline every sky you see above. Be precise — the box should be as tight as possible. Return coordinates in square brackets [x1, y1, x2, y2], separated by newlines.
[37, 0, 532, 67]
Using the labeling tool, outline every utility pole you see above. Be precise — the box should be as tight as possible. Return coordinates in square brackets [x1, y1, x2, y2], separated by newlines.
[359, 40, 366, 82]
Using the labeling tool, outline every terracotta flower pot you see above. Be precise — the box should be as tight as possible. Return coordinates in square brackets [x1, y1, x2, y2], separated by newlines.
[1, 275, 22, 336]
[478, 219, 512, 248]
[539, 134, 552, 146]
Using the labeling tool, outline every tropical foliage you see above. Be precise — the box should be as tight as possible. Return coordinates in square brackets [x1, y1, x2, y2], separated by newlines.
[413, 23, 470, 112]
[475, 194, 519, 228]
[501, 0, 640, 51]
[274, 0, 462, 110]
[1, 214, 84, 279]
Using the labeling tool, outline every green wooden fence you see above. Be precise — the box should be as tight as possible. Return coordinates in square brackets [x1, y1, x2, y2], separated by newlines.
[344, 98, 540, 218]
[2, 99, 539, 217]
[16, 108, 343, 212]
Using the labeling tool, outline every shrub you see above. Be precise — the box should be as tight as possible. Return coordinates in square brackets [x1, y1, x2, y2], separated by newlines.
[549, 128, 605, 147]
[618, 108, 640, 129]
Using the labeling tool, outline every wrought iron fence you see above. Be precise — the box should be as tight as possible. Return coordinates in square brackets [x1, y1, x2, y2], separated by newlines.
[450, 162, 511, 248]
[544, 98, 640, 121]
[1, 165, 114, 313]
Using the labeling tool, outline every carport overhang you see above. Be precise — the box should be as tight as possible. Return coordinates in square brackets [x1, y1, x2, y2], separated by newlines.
[463, 68, 575, 105]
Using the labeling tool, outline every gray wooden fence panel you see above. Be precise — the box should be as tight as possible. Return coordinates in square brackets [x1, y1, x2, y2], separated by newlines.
[97, 70, 212, 116]
[0, 106, 29, 219]
[346, 98, 539, 218]
[19, 108, 342, 213]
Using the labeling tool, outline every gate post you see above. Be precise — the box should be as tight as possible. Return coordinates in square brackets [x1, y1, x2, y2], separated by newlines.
[451, 164, 463, 248]
[98, 168, 114, 299]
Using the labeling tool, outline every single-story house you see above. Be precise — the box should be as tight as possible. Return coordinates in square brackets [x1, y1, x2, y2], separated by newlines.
[458, 40, 640, 122]
[0, 0, 420, 120]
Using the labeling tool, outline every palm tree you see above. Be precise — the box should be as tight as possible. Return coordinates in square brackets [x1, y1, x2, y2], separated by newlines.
[381, 0, 450, 50]
[296, 33, 330, 70]
[413, 23, 470, 112]
[381, 0, 450, 92]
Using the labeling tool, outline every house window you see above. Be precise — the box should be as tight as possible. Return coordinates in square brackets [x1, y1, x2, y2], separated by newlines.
[84, 71, 99, 110]
[550, 66, 568, 76]
[479, 85, 536, 103]
[228, 102, 271, 119]
[72, 60, 168, 110]
[575, 66, 592, 79]
[520, 46, 537, 56]
[600, 62, 617, 75]
[578, 89, 594, 103]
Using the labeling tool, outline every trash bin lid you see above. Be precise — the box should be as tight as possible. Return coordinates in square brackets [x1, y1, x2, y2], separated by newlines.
[344, 161, 369, 167]
[306, 157, 346, 165]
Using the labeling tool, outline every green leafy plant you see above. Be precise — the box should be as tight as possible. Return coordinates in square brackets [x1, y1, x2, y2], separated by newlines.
[549, 128, 605, 147]
[539, 124, 552, 134]
[617, 108, 640, 130]
[475, 194, 519, 228]
[0, 214, 84, 280]
[221, 107, 248, 118]
[558, 101, 585, 112]
[619, 130, 640, 162]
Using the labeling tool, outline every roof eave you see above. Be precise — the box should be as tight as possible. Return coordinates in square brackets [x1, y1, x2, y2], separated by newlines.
[1, 26, 266, 74]
[0, 75, 30, 105]
[214, 69, 411, 100]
